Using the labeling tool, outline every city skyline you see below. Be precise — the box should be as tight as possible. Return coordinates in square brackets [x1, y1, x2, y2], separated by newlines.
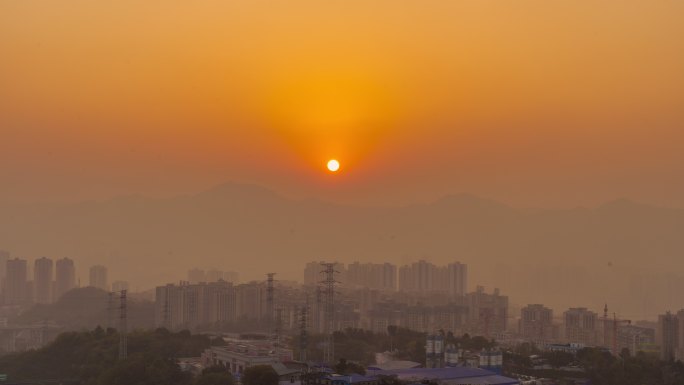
[1, 254, 676, 325]
[1, 0, 683, 383]
[1, 181, 682, 319]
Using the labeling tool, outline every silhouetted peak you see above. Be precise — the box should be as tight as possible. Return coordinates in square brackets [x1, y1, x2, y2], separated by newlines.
[195, 182, 281, 201]
[433, 193, 510, 211]
[598, 198, 651, 212]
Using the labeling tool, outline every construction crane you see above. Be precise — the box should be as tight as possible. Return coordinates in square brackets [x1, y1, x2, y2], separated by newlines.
[612, 313, 631, 355]
[603, 304, 631, 356]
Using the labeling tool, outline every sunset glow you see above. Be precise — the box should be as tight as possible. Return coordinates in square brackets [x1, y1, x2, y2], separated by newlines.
[0, 1, 683, 207]
[2, 3, 684, 373]
[327, 159, 340, 173]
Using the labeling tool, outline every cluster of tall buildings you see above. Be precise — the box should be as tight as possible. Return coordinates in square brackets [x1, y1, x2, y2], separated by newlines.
[399, 260, 468, 296]
[363, 285, 507, 336]
[152, 269, 243, 329]
[1, 254, 76, 305]
[0, 251, 120, 306]
[154, 261, 507, 341]
[303, 261, 398, 291]
[303, 260, 467, 296]
[4, 248, 677, 362]
[153, 282, 510, 344]
[512, 304, 658, 357]
[155, 281, 237, 330]
[156, 261, 684, 357]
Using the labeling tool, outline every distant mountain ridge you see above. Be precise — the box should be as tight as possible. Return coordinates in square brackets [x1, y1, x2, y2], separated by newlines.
[1, 181, 683, 319]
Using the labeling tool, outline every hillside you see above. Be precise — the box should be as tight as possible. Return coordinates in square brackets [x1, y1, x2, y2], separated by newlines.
[1, 182, 683, 317]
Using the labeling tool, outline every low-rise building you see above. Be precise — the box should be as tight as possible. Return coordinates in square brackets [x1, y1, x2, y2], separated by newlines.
[200, 339, 293, 375]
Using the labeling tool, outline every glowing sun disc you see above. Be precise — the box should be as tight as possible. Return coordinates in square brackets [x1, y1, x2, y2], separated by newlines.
[327, 159, 340, 172]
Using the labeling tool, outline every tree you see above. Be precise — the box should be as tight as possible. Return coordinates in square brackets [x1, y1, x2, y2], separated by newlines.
[544, 351, 574, 369]
[0, 327, 210, 385]
[241, 365, 278, 385]
[387, 325, 398, 352]
[334, 358, 366, 375]
[97, 353, 191, 385]
[194, 366, 235, 385]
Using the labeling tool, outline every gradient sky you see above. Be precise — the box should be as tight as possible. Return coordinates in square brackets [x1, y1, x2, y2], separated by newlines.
[2, 1, 683, 207]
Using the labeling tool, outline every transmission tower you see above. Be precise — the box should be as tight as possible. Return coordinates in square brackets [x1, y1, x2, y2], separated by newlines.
[315, 286, 323, 333]
[274, 307, 284, 356]
[603, 304, 609, 348]
[107, 292, 114, 329]
[119, 289, 127, 360]
[299, 298, 309, 362]
[266, 273, 276, 334]
[163, 286, 170, 330]
[320, 263, 339, 364]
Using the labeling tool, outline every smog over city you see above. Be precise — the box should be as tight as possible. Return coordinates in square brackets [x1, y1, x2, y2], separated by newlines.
[1, 2, 683, 385]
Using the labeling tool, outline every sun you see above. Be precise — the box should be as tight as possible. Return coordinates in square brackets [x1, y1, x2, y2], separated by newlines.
[327, 159, 340, 172]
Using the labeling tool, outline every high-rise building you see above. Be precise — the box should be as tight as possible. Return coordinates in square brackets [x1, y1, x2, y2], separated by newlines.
[5, 258, 28, 305]
[235, 282, 266, 321]
[304, 261, 323, 286]
[0, 250, 9, 290]
[345, 262, 397, 291]
[34, 257, 54, 304]
[112, 281, 129, 293]
[564, 307, 599, 346]
[399, 260, 431, 292]
[223, 271, 239, 284]
[89, 265, 108, 291]
[206, 269, 223, 282]
[520, 304, 554, 343]
[55, 258, 76, 300]
[189, 268, 240, 284]
[155, 281, 236, 330]
[658, 311, 681, 361]
[466, 286, 509, 336]
[398, 260, 468, 296]
[206, 269, 240, 284]
[618, 324, 656, 355]
[446, 262, 468, 296]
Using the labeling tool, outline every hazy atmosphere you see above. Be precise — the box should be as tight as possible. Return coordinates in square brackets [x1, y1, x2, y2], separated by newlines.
[2, 0, 683, 315]
[2, 1, 683, 208]
[2, 181, 684, 319]
[2, 1, 684, 384]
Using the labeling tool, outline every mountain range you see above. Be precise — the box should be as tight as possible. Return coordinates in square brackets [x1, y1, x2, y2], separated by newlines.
[1, 182, 683, 319]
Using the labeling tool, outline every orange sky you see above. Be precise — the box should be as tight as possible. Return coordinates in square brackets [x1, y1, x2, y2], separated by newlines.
[1, 1, 683, 207]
